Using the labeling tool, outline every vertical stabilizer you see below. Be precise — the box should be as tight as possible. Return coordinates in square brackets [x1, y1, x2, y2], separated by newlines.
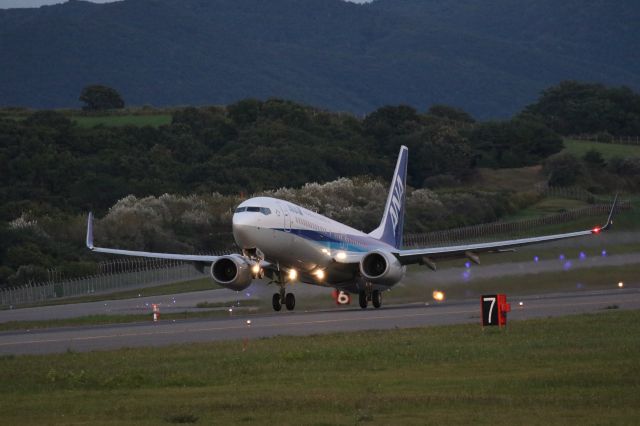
[368, 146, 408, 249]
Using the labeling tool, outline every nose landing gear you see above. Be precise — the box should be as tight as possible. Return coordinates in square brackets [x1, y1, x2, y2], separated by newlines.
[272, 287, 296, 311]
[271, 267, 297, 313]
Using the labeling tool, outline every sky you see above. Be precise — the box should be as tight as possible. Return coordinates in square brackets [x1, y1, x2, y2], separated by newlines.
[0, 0, 117, 7]
[0, 0, 372, 8]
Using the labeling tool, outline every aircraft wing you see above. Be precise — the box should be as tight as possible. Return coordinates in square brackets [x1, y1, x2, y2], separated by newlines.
[395, 195, 619, 266]
[86, 212, 219, 262]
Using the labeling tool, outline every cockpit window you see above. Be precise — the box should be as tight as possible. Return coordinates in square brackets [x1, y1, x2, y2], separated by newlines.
[235, 206, 271, 215]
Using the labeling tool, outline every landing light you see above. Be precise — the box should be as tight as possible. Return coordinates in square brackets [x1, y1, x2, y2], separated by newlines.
[288, 269, 298, 281]
[336, 251, 347, 260]
[314, 269, 325, 280]
[432, 290, 445, 302]
[618, 281, 624, 288]
[251, 264, 260, 275]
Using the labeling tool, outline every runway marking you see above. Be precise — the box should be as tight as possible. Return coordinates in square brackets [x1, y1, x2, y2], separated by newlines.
[1, 294, 637, 350]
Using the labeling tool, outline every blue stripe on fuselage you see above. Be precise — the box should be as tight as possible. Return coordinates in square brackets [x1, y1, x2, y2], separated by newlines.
[274, 228, 393, 253]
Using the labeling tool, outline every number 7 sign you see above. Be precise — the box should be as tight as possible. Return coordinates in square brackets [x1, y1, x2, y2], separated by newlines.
[481, 294, 510, 327]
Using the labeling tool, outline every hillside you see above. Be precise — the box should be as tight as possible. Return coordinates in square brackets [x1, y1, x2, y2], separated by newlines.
[1, 0, 639, 118]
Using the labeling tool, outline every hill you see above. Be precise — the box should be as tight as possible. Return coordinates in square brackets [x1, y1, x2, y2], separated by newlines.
[1, 0, 639, 118]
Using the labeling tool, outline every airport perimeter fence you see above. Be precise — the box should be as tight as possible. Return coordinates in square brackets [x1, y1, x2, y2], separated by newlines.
[569, 134, 640, 145]
[404, 200, 631, 248]
[0, 251, 232, 308]
[539, 186, 601, 202]
[0, 200, 631, 307]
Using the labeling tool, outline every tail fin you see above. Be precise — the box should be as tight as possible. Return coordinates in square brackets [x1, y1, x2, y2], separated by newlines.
[369, 145, 408, 249]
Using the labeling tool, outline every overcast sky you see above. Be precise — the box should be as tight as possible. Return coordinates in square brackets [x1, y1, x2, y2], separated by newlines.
[0, 0, 116, 8]
[0, 0, 371, 8]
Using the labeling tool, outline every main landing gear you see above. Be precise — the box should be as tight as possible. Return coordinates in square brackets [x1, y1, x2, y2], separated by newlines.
[359, 287, 382, 309]
[272, 286, 296, 311]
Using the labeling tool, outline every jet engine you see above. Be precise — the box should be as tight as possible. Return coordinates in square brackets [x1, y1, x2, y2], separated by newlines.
[359, 250, 405, 286]
[210, 255, 252, 291]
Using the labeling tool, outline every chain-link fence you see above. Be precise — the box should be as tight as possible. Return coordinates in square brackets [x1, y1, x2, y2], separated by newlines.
[404, 201, 630, 248]
[0, 257, 223, 308]
[569, 134, 640, 145]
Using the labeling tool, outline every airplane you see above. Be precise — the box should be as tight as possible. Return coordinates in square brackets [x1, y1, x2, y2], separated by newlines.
[86, 145, 618, 312]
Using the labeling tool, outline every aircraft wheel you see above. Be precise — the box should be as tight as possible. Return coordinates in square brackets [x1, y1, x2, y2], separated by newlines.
[272, 293, 282, 311]
[285, 293, 296, 311]
[358, 291, 368, 309]
[372, 290, 382, 308]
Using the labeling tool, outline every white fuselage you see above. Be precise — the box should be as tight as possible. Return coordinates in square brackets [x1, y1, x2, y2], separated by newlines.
[232, 196, 398, 290]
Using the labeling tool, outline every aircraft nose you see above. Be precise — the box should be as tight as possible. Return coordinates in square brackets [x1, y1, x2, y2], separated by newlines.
[232, 213, 254, 247]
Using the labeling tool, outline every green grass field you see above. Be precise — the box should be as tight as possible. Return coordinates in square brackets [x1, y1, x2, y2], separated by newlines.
[563, 139, 640, 159]
[474, 166, 546, 192]
[73, 114, 172, 128]
[0, 310, 638, 424]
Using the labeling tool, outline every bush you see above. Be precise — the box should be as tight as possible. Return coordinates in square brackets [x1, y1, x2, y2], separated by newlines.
[583, 149, 606, 169]
[544, 153, 584, 186]
[608, 156, 640, 176]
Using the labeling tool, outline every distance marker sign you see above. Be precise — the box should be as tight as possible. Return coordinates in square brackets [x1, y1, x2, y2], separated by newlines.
[481, 294, 510, 327]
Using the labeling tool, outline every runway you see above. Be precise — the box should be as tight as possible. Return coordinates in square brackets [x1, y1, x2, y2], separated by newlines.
[1, 288, 638, 355]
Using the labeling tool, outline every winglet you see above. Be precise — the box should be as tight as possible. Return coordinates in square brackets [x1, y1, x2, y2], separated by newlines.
[86, 212, 95, 249]
[600, 193, 619, 232]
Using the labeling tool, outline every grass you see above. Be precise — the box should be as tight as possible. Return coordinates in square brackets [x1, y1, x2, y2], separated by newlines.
[0, 310, 638, 424]
[420, 240, 640, 269]
[563, 139, 640, 159]
[403, 263, 639, 302]
[504, 197, 590, 220]
[73, 114, 172, 128]
[474, 165, 545, 191]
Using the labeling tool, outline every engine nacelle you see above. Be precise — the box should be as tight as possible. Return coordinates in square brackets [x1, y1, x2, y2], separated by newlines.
[359, 250, 405, 286]
[210, 255, 253, 291]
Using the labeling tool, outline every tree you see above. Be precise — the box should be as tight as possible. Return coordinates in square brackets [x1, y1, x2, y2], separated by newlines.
[79, 85, 125, 111]
[25, 110, 73, 130]
[427, 104, 475, 123]
[524, 81, 640, 136]
[469, 118, 562, 168]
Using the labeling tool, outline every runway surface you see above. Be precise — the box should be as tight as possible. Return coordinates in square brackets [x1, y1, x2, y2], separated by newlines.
[1, 288, 638, 355]
[1, 251, 638, 324]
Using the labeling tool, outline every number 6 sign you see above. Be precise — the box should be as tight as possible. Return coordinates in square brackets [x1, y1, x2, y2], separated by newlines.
[332, 289, 351, 305]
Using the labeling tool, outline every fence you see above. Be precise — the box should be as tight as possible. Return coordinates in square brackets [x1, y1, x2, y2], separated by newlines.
[536, 185, 618, 203]
[0, 258, 219, 308]
[404, 201, 630, 248]
[0, 200, 631, 307]
[569, 134, 640, 145]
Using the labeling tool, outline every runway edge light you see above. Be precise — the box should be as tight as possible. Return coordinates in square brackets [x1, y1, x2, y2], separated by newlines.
[152, 304, 160, 322]
[481, 294, 510, 328]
